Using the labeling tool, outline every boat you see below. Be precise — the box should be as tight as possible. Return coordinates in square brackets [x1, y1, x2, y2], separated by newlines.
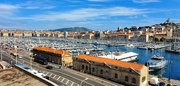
[98, 52, 138, 62]
[145, 54, 168, 71]
[125, 43, 134, 48]
[165, 49, 180, 54]
[137, 46, 148, 50]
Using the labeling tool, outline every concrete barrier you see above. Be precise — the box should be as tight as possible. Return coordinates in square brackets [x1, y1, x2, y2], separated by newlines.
[14, 64, 58, 86]
[0, 61, 6, 69]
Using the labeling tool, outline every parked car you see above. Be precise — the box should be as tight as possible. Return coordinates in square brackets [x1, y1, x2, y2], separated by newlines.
[18, 55, 23, 58]
[45, 66, 53, 69]
[158, 82, 165, 86]
[167, 83, 172, 86]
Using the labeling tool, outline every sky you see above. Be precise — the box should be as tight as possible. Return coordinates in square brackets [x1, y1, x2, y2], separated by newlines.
[0, 0, 180, 30]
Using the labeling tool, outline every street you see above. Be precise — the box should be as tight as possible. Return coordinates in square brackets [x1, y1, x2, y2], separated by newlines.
[1, 48, 120, 86]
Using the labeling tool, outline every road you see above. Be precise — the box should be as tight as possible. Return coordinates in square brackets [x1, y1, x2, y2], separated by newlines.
[1, 48, 120, 86]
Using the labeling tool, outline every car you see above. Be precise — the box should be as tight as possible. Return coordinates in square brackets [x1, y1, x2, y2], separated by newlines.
[167, 83, 172, 86]
[18, 55, 23, 58]
[158, 82, 165, 86]
[45, 66, 53, 69]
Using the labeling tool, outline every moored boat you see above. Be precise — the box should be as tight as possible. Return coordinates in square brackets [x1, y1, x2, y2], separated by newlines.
[137, 46, 148, 50]
[98, 52, 138, 62]
[145, 54, 168, 71]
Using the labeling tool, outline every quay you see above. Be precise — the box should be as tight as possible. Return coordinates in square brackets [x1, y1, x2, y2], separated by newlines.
[149, 75, 180, 86]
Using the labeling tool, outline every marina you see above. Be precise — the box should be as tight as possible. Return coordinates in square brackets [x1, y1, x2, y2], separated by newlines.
[1, 37, 180, 81]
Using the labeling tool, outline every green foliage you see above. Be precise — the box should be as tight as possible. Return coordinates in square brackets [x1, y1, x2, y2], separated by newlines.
[154, 38, 159, 42]
[160, 37, 166, 42]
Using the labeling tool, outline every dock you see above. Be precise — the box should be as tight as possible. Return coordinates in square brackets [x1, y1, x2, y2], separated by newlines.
[149, 75, 180, 86]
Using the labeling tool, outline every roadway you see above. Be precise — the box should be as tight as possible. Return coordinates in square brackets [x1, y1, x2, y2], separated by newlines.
[1, 48, 120, 86]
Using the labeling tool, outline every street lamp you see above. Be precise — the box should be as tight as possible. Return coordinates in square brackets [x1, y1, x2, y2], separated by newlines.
[80, 78, 88, 86]
[14, 45, 17, 64]
[1, 48, 2, 61]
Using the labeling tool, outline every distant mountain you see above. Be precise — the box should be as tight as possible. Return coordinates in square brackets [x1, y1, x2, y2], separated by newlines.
[50, 27, 92, 32]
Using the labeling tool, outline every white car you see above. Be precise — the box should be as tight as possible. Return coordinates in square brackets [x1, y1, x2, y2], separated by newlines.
[18, 55, 23, 58]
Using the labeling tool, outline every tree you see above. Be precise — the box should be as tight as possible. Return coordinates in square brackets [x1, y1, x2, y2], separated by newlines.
[160, 37, 166, 42]
[154, 38, 159, 42]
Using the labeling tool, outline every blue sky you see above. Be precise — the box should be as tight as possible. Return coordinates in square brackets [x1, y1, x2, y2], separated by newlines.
[0, 0, 180, 30]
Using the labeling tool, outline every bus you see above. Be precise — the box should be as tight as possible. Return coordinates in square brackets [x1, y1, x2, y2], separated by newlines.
[33, 55, 48, 65]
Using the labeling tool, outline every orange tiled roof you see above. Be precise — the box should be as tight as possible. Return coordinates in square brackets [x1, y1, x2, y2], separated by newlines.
[34, 46, 71, 55]
[76, 54, 144, 71]
[155, 34, 167, 36]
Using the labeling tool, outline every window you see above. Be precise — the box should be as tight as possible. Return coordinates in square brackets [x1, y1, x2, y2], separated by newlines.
[92, 67, 95, 72]
[86, 66, 88, 70]
[142, 76, 146, 83]
[115, 73, 118, 78]
[100, 69, 103, 74]
[125, 76, 128, 82]
[132, 78, 136, 84]
[82, 65, 84, 69]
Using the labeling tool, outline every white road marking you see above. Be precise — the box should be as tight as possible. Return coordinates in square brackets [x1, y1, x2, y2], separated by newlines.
[45, 72, 49, 75]
[49, 73, 53, 77]
[57, 76, 61, 80]
[61, 78, 65, 82]
[53, 75, 56, 78]
[65, 80, 69, 84]
[70, 82, 74, 86]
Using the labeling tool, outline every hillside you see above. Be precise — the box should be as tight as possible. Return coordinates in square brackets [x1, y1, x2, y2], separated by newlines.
[50, 27, 92, 32]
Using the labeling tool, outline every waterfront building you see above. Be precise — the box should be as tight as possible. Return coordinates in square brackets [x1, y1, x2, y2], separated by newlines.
[64, 32, 68, 38]
[173, 28, 180, 42]
[73, 54, 149, 86]
[14, 31, 23, 37]
[32, 46, 73, 66]
[23, 32, 32, 37]
[82, 32, 95, 39]
[0, 31, 9, 37]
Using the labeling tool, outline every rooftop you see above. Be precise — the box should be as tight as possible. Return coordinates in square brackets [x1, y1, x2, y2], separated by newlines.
[33, 46, 71, 55]
[76, 54, 144, 71]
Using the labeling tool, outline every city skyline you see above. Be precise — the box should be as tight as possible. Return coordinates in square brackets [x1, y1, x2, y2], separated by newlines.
[0, 0, 180, 30]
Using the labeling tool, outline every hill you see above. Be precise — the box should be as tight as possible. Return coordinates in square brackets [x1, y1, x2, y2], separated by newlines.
[50, 27, 92, 32]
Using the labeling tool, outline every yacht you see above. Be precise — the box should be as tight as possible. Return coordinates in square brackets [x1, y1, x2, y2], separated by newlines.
[98, 52, 138, 62]
[145, 54, 168, 71]
[137, 46, 148, 50]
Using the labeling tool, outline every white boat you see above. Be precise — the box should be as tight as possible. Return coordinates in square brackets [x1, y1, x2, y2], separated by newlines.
[98, 52, 138, 62]
[145, 54, 168, 71]
[137, 46, 148, 50]
[125, 43, 134, 48]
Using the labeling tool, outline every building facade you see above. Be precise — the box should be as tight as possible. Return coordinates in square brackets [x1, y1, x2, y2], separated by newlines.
[73, 54, 149, 86]
[32, 46, 73, 66]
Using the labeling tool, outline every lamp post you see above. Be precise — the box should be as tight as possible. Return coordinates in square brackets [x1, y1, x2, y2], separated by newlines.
[14, 45, 17, 64]
[1, 48, 2, 61]
[80, 78, 88, 86]
[29, 49, 32, 69]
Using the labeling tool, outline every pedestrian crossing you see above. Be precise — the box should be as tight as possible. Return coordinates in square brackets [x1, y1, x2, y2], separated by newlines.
[38, 70, 80, 86]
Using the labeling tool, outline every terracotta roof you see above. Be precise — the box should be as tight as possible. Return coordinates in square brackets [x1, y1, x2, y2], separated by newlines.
[75, 54, 144, 71]
[33, 46, 71, 55]
[155, 34, 167, 36]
